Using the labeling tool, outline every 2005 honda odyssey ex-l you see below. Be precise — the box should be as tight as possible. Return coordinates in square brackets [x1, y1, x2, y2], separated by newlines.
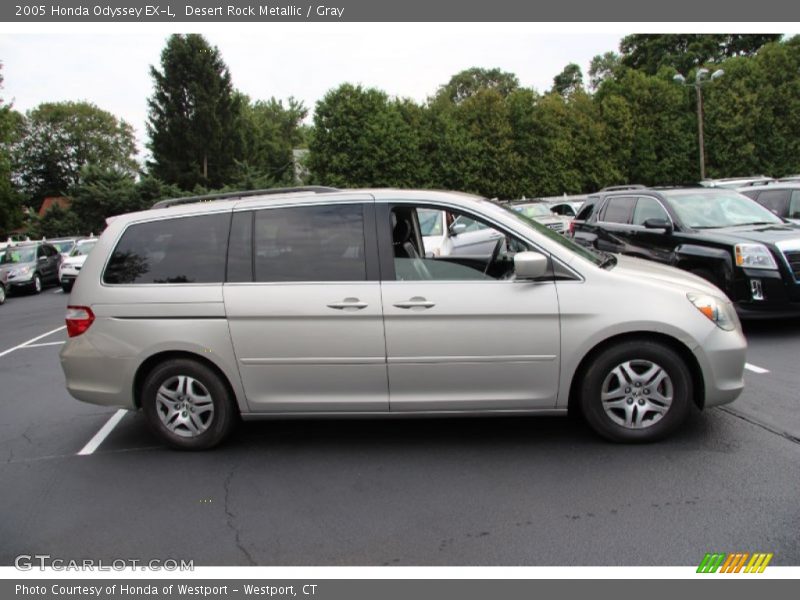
[60, 188, 746, 449]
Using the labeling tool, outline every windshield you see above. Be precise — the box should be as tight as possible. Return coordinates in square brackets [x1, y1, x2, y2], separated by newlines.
[514, 203, 551, 218]
[418, 209, 444, 236]
[1, 247, 36, 264]
[71, 240, 97, 256]
[52, 240, 75, 253]
[498, 204, 605, 266]
[666, 191, 784, 228]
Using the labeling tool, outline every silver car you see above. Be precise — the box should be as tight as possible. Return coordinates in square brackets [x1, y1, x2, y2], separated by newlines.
[60, 188, 746, 449]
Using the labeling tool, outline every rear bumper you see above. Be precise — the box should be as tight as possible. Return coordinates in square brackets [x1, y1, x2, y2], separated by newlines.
[60, 336, 138, 410]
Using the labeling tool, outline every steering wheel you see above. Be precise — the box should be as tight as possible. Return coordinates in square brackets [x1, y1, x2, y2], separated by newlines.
[484, 238, 504, 276]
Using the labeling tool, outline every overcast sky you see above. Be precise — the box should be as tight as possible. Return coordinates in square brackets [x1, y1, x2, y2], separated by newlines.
[0, 25, 627, 157]
[0, 24, 794, 161]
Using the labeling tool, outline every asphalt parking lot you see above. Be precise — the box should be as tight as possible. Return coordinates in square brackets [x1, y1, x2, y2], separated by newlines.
[0, 289, 798, 566]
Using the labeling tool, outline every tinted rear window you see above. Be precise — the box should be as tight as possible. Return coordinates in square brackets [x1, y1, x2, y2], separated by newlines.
[254, 204, 366, 282]
[103, 213, 230, 284]
[601, 196, 636, 224]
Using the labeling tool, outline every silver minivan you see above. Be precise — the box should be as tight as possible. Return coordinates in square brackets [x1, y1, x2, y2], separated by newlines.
[60, 188, 747, 449]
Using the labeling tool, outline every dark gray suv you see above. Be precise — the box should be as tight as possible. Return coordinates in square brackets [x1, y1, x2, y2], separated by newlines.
[0, 241, 62, 294]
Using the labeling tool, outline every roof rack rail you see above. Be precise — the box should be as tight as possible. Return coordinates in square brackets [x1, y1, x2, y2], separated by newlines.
[599, 184, 648, 192]
[152, 186, 340, 209]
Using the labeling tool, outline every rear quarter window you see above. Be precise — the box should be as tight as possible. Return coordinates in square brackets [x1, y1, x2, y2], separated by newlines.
[103, 213, 231, 284]
[575, 201, 597, 221]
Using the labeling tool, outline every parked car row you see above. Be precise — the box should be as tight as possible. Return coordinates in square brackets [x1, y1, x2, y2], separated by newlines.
[0, 236, 99, 300]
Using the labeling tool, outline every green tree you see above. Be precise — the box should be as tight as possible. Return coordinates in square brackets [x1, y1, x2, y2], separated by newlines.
[68, 166, 145, 233]
[38, 204, 84, 238]
[704, 37, 800, 177]
[620, 34, 781, 76]
[0, 63, 24, 235]
[589, 52, 622, 90]
[13, 101, 137, 202]
[595, 68, 695, 185]
[147, 34, 243, 190]
[308, 84, 426, 187]
[552, 63, 584, 97]
[238, 96, 307, 185]
[436, 68, 520, 104]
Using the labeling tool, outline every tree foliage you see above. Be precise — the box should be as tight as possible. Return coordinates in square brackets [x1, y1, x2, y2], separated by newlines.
[13, 101, 137, 202]
[552, 63, 584, 96]
[0, 63, 24, 235]
[238, 95, 307, 186]
[147, 34, 243, 190]
[308, 84, 427, 187]
[620, 34, 781, 76]
[436, 68, 520, 104]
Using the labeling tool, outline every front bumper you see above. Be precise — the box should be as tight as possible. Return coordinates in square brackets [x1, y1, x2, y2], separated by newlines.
[729, 269, 800, 319]
[692, 324, 747, 409]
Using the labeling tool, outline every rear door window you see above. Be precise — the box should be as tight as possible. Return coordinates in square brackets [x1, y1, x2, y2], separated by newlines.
[103, 213, 230, 284]
[600, 196, 636, 224]
[253, 204, 367, 282]
[756, 189, 790, 216]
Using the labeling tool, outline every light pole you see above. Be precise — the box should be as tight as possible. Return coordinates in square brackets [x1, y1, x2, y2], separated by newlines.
[674, 68, 724, 180]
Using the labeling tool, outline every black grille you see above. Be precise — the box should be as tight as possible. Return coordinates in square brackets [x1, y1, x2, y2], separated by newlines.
[784, 250, 800, 279]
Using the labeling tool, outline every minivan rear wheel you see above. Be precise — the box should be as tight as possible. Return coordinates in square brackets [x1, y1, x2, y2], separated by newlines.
[141, 359, 236, 450]
[579, 340, 692, 442]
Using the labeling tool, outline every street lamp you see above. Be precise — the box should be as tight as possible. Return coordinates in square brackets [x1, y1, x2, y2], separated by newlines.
[674, 68, 724, 180]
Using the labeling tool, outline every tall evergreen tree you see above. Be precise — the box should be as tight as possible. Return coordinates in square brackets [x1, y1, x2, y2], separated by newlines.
[146, 34, 243, 190]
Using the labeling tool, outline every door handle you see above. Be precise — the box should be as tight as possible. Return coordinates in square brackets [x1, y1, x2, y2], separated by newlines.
[327, 297, 368, 310]
[393, 297, 436, 310]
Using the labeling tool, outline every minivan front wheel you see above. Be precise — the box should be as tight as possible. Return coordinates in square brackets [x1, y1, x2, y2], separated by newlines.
[579, 340, 692, 442]
[141, 359, 236, 450]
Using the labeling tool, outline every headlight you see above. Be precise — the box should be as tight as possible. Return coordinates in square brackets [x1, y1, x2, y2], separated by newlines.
[9, 266, 31, 277]
[734, 243, 777, 269]
[687, 293, 738, 331]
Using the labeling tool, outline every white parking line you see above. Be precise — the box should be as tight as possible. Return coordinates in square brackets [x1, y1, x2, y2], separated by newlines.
[77, 410, 128, 456]
[20, 341, 66, 349]
[745, 363, 770, 374]
[0, 325, 66, 358]
[52, 289, 63, 294]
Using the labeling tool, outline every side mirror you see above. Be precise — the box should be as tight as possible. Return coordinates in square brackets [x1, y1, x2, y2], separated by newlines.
[643, 218, 673, 233]
[449, 223, 467, 236]
[514, 251, 549, 280]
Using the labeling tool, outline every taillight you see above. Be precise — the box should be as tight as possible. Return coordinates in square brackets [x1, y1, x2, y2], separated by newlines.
[65, 305, 95, 337]
[568, 220, 575, 236]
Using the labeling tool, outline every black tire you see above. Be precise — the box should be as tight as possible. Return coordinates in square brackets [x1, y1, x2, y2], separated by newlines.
[61, 281, 73, 293]
[30, 274, 42, 295]
[141, 358, 237, 450]
[579, 340, 692, 443]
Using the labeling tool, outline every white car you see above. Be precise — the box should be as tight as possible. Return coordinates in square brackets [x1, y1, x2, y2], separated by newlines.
[420, 204, 572, 258]
[58, 238, 98, 293]
[512, 203, 572, 234]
